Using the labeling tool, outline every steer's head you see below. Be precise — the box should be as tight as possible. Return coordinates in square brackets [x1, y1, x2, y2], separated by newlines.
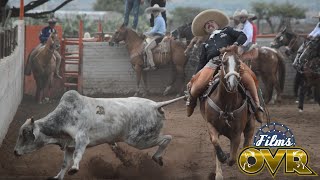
[14, 117, 44, 156]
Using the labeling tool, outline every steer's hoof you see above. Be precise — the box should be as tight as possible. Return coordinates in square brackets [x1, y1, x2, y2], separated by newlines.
[68, 167, 79, 175]
[152, 156, 163, 166]
[47, 177, 59, 180]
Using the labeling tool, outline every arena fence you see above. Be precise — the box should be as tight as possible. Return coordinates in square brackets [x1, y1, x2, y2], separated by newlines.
[0, 20, 24, 146]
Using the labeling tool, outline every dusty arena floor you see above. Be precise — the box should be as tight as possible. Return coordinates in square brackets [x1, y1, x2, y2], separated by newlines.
[0, 95, 319, 180]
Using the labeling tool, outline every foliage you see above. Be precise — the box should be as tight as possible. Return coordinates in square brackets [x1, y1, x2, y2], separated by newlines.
[251, 1, 307, 33]
[93, 0, 124, 13]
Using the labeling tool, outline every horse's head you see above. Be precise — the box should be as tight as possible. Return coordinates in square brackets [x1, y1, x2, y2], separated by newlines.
[171, 22, 193, 41]
[271, 27, 292, 48]
[47, 32, 60, 50]
[219, 45, 242, 92]
[295, 37, 320, 67]
[110, 24, 128, 43]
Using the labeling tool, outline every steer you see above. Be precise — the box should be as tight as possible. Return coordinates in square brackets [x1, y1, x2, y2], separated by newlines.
[14, 90, 185, 180]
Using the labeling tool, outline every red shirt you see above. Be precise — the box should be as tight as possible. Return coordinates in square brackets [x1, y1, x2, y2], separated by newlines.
[250, 22, 258, 43]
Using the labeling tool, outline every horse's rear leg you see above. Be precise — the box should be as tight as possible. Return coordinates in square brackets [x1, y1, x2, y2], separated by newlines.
[163, 66, 177, 96]
[243, 116, 255, 147]
[141, 71, 149, 97]
[298, 84, 308, 112]
[134, 65, 142, 97]
[207, 122, 225, 180]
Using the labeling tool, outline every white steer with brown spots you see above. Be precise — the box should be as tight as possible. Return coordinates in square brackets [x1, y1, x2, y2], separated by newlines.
[14, 90, 185, 180]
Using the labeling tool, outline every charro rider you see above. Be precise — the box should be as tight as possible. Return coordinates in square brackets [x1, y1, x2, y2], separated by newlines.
[38, 17, 62, 79]
[236, 9, 254, 49]
[186, 9, 265, 123]
[143, 4, 166, 71]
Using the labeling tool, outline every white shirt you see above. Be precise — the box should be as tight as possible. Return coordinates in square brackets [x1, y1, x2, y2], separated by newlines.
[308, 22, 320, 38]
[242, 20, 253, 46]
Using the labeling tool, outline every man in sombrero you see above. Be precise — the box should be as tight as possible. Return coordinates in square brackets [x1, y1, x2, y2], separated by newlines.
[186, 9, 265, 123]
[308, 12, 320, 39]
[143, 4, 166, 71]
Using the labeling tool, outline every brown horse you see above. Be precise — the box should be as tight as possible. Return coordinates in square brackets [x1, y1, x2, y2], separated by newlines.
[24, 32, 60, 103]
[200, 46, 254, 180]
[110, 24, 188, 97]
[242, 46, 286, 104]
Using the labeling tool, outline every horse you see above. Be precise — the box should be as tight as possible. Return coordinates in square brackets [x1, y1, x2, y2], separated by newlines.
[242, 46, 286, 104]
[199, 45, 255, 180]
[110, 24, 188, 97]
[171, 22, 193, 45]
[293, 37, 320, 111]
[24, 32, 60, 103]
[271, 27, 308, 100]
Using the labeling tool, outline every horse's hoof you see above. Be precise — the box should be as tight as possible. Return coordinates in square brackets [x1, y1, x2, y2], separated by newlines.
[152, 156, 163, 166]
[68, 167, 79, 175]
[163, 86, 172, 96]
[298, 109, 303, 113]
[133, 92, 139, 97]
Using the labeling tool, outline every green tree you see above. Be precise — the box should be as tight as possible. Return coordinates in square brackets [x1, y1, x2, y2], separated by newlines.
[93, 0, 124, 13]
[170, 7, 204, 29]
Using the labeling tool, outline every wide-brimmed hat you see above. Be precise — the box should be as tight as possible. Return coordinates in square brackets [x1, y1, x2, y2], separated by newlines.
[145, 4, 166, 14]
[191, 9, 230, 36]
[232, 10, 241, 20]
[248, 13, 257, 20]
[237, 9, 249, 18]
[312, 12, 320, 18]
[48, 18, 57, 23]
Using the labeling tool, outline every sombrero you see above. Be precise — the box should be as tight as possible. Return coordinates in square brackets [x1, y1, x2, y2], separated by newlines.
[48, 18, 57, 23]
[145, 4, 166, 14]
[232, 10, 241, 20]
[191, 9, 229, 36]
[312, 12, 320, 18]
[237, 9, 249, 18]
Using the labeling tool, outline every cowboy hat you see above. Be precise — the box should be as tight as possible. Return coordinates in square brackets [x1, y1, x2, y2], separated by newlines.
[191, 9, 229, 36]
[48, 18, 57, 23]
[145, 4, 166, 14]
[312, 12, 320, 18]
[237, 9, 249, 18]
[232, 10, 241, 20]
[248, 13, 257, 20]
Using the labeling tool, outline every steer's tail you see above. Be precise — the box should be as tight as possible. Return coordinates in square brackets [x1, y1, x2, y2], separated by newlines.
[156, 96, 186, 108]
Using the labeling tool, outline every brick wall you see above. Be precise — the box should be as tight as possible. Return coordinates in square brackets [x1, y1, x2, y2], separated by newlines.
[83, 39, 296, 97]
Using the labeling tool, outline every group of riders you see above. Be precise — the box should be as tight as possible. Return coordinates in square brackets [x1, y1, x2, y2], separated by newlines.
[32, 5, 320, 122]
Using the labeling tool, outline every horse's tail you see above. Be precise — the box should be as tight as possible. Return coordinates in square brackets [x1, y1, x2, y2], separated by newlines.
[276, 51, 286, 92]
[24, 52, 33, 76]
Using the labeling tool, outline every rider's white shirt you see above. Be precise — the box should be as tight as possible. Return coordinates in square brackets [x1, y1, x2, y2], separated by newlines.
[242, 20, 253, 46]
[309, 22, 320, 38]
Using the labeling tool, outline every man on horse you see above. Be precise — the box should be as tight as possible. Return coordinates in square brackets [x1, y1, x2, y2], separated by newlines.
[186, 9, 265, 123]
[38, 17, 62, 79]
[236, 9, 254, 50]
[143, 4, 166, 71]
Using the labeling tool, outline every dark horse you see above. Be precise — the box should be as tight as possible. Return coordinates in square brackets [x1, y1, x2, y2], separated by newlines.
[24, 32, 60, 103]
[110, 24, 188, 97]
[200, 46, 255, 180]
[292, 37, 320, 111]
[271, 27, 308, 101]
[171, 22, 193, 45]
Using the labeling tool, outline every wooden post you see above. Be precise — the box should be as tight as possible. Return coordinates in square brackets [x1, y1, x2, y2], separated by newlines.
[78, 20, 83, 94]
[98, 20, 102, 42]
[19, 0, 24, 20]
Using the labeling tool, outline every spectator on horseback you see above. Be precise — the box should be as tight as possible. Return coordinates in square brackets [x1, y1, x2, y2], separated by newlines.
[232, 10, 243, 30]
[308, 12, 320, 39]
[186, 9, 265, 123]
[236, 9, 253, 50]
[143, 4, 166, 71]
[123, 0, 144, 30]
[149, 0, 167, 27]
[39, 17, 62, 79]
[248, 13, 258, 44]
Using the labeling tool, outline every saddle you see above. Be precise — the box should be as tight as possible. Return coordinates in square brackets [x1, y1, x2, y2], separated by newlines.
[200, 73, 255, 114]
[241, 44, 259, 63]
[142, 36, 171, 67]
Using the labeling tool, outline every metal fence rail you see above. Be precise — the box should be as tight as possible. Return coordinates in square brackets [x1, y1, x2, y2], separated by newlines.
[0, 26, 18, 59]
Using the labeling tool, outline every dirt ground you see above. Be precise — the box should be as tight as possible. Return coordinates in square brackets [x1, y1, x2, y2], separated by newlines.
[0, 95, 319, 180]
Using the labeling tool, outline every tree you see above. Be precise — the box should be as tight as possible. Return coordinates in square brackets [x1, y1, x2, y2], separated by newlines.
[170, 7, 204, 29]
[0, 0, 74, 24]
[93, 0, 124, 13]
[251, 1, 306, 33]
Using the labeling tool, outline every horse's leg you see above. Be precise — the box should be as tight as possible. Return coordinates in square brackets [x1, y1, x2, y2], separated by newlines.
[272, 73, 282, 104]
[163, 65, 177, 96]
[298, 80, 307, 112]
[260, 74, 273, 104]
[141, 71, 148, 97]
[134, 64, 142, 97]
[207, 122, 225, 180]
[175, 65, 186, 97]
[243, 116, 255, 147]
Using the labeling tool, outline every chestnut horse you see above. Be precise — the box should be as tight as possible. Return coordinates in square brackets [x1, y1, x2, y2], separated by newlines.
[24, 32, 60, 103]
[110, 24, 187, 97]
[200, 46, 255, 180]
